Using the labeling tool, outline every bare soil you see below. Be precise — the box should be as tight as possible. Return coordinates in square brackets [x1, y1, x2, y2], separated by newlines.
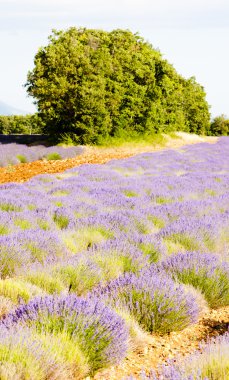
[0, 133, 217, 185]
[92, 306, 229, 380]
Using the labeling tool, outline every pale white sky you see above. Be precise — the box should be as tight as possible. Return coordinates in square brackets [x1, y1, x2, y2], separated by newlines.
[0, 0, 229, 118]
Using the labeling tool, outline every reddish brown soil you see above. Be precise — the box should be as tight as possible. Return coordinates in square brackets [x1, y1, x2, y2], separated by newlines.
[93, 306, 229, 380]
[0, 134, 217, 185]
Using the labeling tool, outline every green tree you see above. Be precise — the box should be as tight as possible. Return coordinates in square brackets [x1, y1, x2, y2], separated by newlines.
[0, 114, 44, 134]
[208, 114, 229, 136]
[25, 27, 210, 143]
[181, 77, 211, 135]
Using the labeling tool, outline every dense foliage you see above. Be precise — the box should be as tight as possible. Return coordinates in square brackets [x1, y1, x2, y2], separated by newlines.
[25, 28, 210, 143]
[0, 114, 44, 134]
[208, 114, 229, 136]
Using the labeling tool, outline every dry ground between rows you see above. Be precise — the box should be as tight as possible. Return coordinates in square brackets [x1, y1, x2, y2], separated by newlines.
[1, 133, 228, 379]
[92, 306, 229, 380]
[0, 133, 217, 185]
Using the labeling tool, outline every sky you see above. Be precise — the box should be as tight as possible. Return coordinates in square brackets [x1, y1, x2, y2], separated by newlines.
[0, 0, 229, 118]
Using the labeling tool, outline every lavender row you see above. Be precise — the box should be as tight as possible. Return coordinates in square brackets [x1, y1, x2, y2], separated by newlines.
[0, 137, 229, 377]
[0, 142, 84, 166]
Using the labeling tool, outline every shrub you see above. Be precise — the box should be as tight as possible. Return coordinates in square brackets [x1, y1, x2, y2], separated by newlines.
[46, 152, 62, 161]
[0, 327, 74, 380]
[0, 278, 42, 304]
[208, 114, 229, 136]
[53, 261, 103, 295]
[91, 269, 200, 334]
[161, 252, 229, 308]
[0, 246, 30, 279]
[16, 154, 27, 163]
[2, 294, 129, 373]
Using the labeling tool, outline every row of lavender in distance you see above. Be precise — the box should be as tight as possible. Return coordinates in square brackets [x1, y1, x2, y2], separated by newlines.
[0, 142, 84, 166]
[0, 137, 228, 378]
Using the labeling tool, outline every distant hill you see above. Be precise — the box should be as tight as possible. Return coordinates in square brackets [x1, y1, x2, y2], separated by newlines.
[0, 100, 28, 115]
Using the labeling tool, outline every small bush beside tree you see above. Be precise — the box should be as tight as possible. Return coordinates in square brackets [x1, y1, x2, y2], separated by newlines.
[208, 114, 229, 136]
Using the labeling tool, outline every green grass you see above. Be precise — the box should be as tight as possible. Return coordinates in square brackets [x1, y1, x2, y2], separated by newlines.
[27, 204, 36, 211]
[62, 227, 113, 253]
[24, 272, 65, 294]
[14, 219, 31, 230]
[0, 249, 25, 279]
[54, 201, 64, 207]
[53, 263, 102, 295]
[52, 190, 69, 197]
[139, 243, 161, 263]
[46, 152, 62, 161]
[0, 225, 9, 235]
[155, 196, 173, 204]
[24, 243, 47, 263]
[0, 203, 22, 212]
[177, 335, 229, 380]
[55, 172, 78, 179]
[37, 219, 50, 230]
[53, 214, 69, 229]
[16, 154, 27, 163]
[0, 344, 45, 380]
[92, 252, 138, 281]
[0, 278, 42, 303]
[0, 296, 14, 318]
[33, 331, 89, 378]
[148, 215, 165, 229]
[135, 220, 151, 234]
[205, 188, 217, 197]
[164, 233, 201, 254]
[123, 190, 138, 197]
[172, 268, 229, 308]
[95, 130, 167, 147]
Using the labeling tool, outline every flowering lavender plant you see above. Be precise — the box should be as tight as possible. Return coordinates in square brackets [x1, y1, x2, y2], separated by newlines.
[0, 137, 229, 377]
[161, 252, 229, 308]
[1, 294, 129, 373]
[91, 269, 200, 334]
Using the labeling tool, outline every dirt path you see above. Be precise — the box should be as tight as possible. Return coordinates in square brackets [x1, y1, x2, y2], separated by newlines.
[0, 133, 217, 184]
[93, 306, 229, 380]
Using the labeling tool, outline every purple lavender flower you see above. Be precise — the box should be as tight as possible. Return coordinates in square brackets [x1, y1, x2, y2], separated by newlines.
[91, 268, 200, 333]
[1, 294, 129, 372]
[161, 252, 229, 308]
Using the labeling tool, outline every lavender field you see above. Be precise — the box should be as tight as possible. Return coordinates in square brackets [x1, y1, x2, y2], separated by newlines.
[0, 137, 229, 379]
[0, 143, 83, 166]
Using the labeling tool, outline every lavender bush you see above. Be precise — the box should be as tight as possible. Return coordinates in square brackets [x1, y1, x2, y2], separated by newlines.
[0, 326, 71, 380]
[91, 269, 200, 333]
[1, 294, 129, 373]
[161, 252, 229, 308]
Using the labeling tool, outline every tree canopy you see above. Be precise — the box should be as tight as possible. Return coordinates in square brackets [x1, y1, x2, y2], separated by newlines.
[208, 114, 229, 136]
[26, 28, 210, 143]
